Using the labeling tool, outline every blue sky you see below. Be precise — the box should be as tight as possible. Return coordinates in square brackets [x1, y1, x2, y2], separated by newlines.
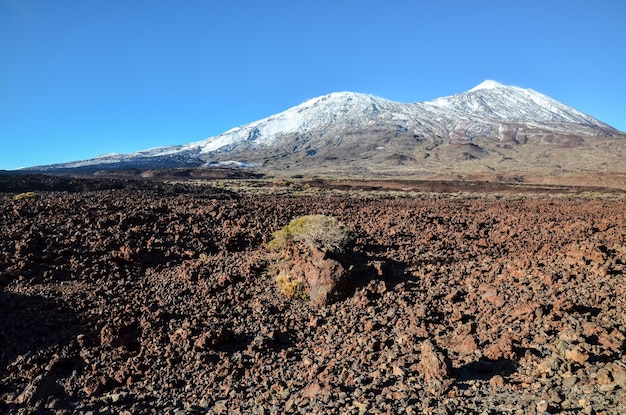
[1, 0, 624, 170]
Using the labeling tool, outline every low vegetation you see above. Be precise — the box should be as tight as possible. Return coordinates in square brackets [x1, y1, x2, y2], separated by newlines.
[274, 272, 307, 300]
[12, 192, 37, 201]
[267, 214, 355, 252]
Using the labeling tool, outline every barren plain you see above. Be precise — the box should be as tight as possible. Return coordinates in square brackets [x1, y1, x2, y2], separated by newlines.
[1, 174, 625, 414]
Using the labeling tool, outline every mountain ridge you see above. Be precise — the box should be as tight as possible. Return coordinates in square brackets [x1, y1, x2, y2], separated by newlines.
[21, 81, 626, 178]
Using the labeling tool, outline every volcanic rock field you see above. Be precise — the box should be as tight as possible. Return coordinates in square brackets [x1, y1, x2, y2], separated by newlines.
[1, 175, 625, 414]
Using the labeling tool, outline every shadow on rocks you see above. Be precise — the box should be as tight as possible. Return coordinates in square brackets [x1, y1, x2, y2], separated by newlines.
[455, 357, 517, 382]
[350, 242, 411, 289]
[0, 292, 83, 367]
[0, 292, 85, 411]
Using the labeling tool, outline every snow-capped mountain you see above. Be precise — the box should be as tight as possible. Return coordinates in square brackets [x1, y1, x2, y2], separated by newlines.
[24, 81, 626, 176]
[428, 80, 607, 126]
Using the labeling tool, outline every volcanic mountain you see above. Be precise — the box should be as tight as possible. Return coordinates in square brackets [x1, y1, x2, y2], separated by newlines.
[24, 81, 626, 178]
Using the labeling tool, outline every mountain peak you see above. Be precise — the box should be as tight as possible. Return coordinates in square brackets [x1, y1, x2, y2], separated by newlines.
[23, 81, 624, 174]
[428, 80, 607, 127]
[309, 91, 379, 104]
[469, 80, 505, 92]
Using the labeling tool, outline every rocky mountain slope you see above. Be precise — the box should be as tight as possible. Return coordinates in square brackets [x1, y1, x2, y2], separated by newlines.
[24, 81, 626, 177]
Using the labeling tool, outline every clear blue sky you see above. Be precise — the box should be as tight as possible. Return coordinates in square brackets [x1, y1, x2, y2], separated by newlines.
[1, 0, 625, 170]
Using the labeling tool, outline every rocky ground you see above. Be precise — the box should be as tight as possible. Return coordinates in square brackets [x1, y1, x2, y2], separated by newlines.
[1, 175, 625, 414]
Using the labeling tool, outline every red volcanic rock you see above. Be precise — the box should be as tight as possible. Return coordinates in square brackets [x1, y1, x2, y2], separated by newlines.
[275, 243, 352, 304]
[419, 340, 450, 383]
[300, 382, 329, 399]
[480, 284, 505, 308]
[483, 334, 516, 361]
[193, 327, 235, 351]
[1, 176, 625, 414]
[83, 374, 107, 397]
[457, 335, 479, 359]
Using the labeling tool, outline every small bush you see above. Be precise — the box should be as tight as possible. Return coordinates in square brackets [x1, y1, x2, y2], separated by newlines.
[275, 272, 307, 300]
[267, 215, 356, 303]
[267, 214, 354, 252]
[13, 192, 37, 201]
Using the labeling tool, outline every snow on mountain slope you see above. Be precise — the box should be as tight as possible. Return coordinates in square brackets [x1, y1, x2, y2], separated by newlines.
[469, 79, 506, 92]
[23, 81, 625, 173]
[183, 92, 444, 153]
[156, 81, 621, 159]
[428, 80, 608, 127]
[113, 91, 446, 161]
[188, 92, 394, 153]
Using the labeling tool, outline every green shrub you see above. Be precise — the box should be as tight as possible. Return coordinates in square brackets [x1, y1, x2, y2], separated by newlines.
[13, 192, 37, 201]
[267, 214, 354, 252]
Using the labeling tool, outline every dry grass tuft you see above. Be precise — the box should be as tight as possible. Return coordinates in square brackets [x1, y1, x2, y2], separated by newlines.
[275, 272, 307, 300]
